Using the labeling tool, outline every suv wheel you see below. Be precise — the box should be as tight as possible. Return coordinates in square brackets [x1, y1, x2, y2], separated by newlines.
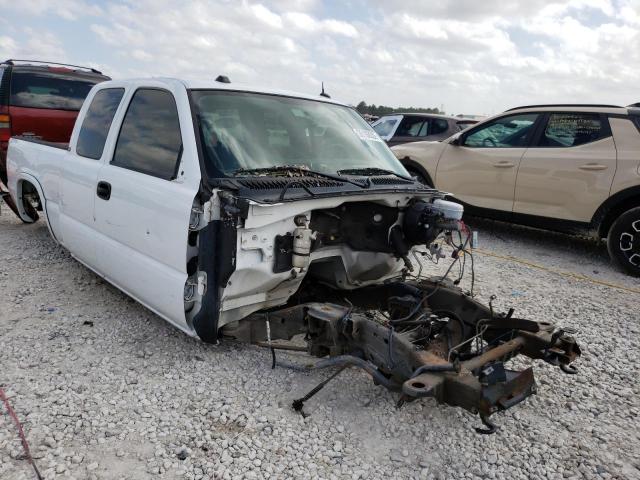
[607, 207, 640, 276]
[406, 168, 431, 186]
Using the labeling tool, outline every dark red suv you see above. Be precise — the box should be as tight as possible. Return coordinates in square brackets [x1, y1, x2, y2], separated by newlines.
[0, 60, 110, 186]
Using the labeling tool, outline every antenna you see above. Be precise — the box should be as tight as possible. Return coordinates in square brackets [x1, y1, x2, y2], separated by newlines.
[320, 82, 331, 99]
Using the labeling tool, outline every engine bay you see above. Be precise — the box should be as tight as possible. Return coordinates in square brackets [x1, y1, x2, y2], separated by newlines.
[183, 188, 581, 433]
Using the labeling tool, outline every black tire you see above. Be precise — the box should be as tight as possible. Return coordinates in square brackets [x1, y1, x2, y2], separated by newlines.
[607, 206, 640, 276]
[22, 198, 39, 223]
[406, 168, 431, 186]
[18, 182, 40, 223]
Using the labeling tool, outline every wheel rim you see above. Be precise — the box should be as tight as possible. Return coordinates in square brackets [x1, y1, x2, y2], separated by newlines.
[619, 219, 640, 267]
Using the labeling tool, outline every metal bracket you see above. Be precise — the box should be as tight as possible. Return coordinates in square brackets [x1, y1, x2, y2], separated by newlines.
[197, 272, 207, 296]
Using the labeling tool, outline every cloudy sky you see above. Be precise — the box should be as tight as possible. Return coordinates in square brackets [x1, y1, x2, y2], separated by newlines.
[0, 0, 638, 115]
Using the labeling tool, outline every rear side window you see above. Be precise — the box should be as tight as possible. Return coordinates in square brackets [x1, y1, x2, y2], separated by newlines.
[76, 89, 124, 160]
[396, 116, 427, 137]
[10, 70, 103, 110]
[111, 89, 182, 180]
[538, 113, 606, 147]
[431, 119, 449, 135]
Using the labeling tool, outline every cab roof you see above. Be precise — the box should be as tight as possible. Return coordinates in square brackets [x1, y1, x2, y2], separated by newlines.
[94, 77, 350, 108]
[184, 78, 349, 106]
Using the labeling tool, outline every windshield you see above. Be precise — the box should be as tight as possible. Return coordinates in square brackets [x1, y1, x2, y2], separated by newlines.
[190, 90, 408, 178]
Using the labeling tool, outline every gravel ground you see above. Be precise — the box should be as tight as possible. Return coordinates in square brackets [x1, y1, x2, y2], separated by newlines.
[1, 205, 639, 480]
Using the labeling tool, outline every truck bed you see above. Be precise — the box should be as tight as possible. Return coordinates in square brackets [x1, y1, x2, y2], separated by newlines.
[12, 135, 69, 150]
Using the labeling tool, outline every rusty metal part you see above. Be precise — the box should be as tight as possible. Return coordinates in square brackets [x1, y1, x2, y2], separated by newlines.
[222, 277, 581, 431]
[292, 365, 349, 417]
[255, 342, 308, 352]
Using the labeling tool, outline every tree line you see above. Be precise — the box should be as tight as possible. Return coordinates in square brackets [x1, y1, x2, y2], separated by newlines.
[355, 101, 441, 116]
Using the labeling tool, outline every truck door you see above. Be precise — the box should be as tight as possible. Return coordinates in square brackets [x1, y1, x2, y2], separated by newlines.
[93, 87, 199, 332]
[59, 88, 125, 267]
[513, 112, 617, 222]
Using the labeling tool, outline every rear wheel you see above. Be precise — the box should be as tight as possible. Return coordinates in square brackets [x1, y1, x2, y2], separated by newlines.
[18, 182, 40, 223]
[607, 206, 640, 276]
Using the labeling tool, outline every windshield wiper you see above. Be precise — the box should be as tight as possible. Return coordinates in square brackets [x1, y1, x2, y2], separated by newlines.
[233, 165, 369, 189]
[336, 167, 414, 181]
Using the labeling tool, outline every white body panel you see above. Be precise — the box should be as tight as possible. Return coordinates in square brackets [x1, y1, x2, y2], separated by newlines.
[216, 193, 419, 328]
[7, 76, 435, 339]
[7, 78, 203, 336]
[6, 139, 66, 240]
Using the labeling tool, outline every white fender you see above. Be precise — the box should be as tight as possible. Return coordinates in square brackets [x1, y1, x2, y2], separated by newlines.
[15, 173, 60, 244]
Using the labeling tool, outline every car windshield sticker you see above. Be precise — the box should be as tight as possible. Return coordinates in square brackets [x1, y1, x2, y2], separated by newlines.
[353, 128, 384, 142]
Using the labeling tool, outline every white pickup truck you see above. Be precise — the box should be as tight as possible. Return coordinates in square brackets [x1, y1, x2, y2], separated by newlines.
[7, 77, 580, 431]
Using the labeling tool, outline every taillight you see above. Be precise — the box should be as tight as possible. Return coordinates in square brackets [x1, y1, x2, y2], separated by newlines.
[0, 107, 9, 141]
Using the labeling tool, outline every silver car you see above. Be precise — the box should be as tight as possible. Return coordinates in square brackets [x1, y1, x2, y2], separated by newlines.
[372, 113, 477, 146]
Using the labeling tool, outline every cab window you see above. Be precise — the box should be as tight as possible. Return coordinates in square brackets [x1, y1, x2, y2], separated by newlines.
[111, 89, 182, 180]
[76, 88, 124, 160]
[463, 114, 539, 148]
[537, 113, 606, 147]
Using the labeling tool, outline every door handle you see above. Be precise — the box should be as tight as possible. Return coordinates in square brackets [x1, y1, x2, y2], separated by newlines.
[492, 161, 515, 168]
[96, 181, 111, 200]
[579, 164, 607, 171]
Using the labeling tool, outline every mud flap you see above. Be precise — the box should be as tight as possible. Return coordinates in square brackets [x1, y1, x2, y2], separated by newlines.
[0, 180, 20, 218]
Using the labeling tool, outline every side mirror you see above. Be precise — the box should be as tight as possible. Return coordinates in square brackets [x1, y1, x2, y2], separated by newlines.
[450, 135, 463, 146]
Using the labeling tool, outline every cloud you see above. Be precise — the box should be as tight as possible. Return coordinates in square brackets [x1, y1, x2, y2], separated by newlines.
[0, 29, 67, 61]
[0, 0, 103, 20]
[0, 35, 19, 60]
[2, 0, 639, 114]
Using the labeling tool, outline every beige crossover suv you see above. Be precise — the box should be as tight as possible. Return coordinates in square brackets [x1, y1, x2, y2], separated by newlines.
[392, 104, 640, 276]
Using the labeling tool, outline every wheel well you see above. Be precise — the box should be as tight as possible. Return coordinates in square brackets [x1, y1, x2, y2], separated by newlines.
[20, 179, 39, 196]
[400, 158, 434, 187]
[597, 193, 640, 238]
[17, 179, 41, 222]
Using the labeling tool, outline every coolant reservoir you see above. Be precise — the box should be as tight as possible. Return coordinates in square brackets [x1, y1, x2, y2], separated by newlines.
[292, 226, 313, 269]
[433, 199, 463, 221]
[292, 215, 314, 270]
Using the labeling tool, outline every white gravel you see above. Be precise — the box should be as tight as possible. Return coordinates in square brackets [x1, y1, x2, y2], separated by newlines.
[1, 206, 640, 480]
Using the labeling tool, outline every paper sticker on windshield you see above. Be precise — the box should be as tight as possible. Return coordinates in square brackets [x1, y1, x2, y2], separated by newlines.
[353, 128, 384, 142]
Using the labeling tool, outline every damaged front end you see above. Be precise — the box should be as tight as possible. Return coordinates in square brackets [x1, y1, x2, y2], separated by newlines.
[225, 279, 580, 433]
[185, 182, 581, 433]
